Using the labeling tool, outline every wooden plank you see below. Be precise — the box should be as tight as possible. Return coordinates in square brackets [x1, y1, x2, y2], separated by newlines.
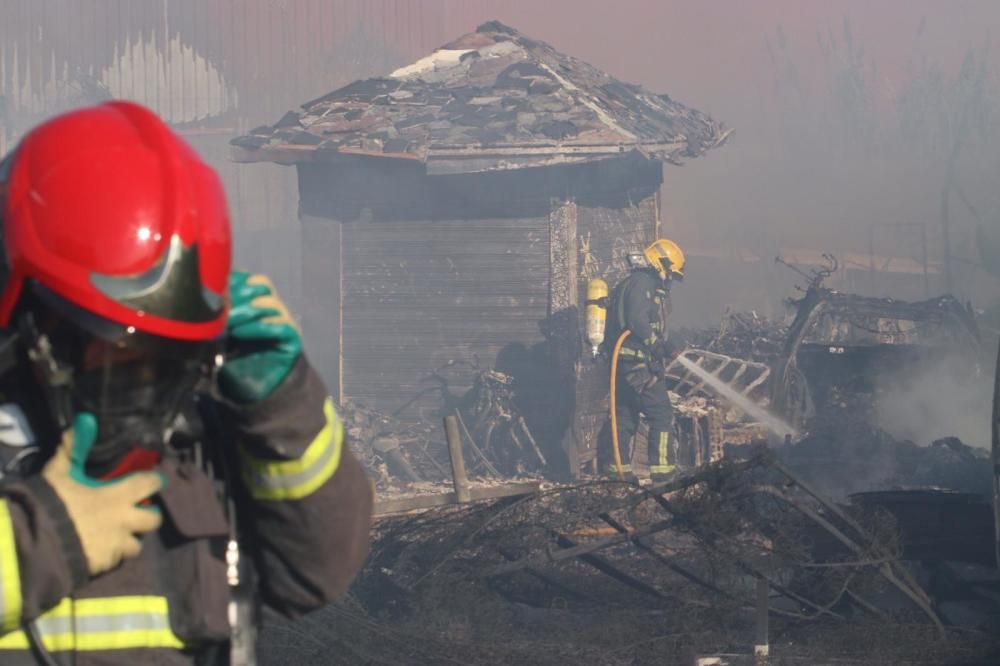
[373, 481, 541, 517]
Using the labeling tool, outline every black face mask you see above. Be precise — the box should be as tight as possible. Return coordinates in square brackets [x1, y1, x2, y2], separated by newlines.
[69, 342, 214, 474]
[22, 285, 221, 477]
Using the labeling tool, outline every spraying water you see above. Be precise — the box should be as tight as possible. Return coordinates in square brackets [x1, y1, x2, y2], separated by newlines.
[675, 355, 798, 439]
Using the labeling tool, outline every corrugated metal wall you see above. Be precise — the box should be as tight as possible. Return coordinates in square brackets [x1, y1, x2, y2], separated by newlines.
[342, 216, 550, 414]
[0, 0, 509, 131]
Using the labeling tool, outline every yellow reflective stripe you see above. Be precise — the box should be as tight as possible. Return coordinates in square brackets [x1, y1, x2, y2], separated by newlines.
[241, 398, 343, 501]
[649, 432, 674, 474]
[0, 596, 184, 651]
[72, 596, 173, 617]
[0, 501, 22, 633]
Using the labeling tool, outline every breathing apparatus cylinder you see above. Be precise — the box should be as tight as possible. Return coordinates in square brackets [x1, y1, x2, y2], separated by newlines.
[585, 278, 609, 358]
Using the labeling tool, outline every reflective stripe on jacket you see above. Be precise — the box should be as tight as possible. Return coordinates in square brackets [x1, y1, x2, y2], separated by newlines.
[0, 596, 184, 652]
[0, 500, 21, 633]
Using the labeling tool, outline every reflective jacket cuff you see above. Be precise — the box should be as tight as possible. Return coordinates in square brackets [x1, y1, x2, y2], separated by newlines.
[217, 355, 344, 501]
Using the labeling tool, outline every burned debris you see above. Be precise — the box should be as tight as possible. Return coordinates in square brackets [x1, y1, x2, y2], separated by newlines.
[343, 365, 548, 493]
[261, 451, 1000, 665]
[309, 254, 999, 664]
[771, 272, 983, 432]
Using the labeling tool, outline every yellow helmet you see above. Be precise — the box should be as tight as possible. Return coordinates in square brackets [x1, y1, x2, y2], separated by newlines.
[643, 238, 686, 280]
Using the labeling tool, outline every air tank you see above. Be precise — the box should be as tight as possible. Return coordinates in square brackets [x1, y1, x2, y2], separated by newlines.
[585, 278, 609, 357]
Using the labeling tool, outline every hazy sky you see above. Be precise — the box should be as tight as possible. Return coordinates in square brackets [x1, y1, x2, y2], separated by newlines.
[486, 0, 1000, 112]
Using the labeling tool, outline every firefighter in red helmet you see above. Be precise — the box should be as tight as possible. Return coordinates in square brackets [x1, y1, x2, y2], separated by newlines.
[0, 102, 373, 664]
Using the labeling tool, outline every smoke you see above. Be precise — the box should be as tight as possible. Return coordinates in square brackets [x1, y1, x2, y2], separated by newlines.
[873, 352, 992, 449]
[659, 6, 1000, 328]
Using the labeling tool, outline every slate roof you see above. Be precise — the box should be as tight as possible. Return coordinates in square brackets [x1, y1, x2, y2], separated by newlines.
[231, 21, 730, 174]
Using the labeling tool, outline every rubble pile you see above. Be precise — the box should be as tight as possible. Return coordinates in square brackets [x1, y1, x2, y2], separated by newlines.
[707, 309, 788, 361]
[260, 454, 1000, 665]
[293, 296, 1000, 665]
[340, 367, 547, 493]
[338, 399, 450, 491]
[675, 310, 786, 361]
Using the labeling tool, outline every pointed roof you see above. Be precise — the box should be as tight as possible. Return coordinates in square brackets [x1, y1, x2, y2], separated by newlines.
[232, 21, 730, 174]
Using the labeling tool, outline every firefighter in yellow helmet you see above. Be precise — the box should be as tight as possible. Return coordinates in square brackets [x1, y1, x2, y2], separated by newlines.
[600, 239, 686, 480]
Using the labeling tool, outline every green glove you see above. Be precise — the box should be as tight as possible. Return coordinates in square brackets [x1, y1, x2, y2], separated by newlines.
[218, 271, 302, 404]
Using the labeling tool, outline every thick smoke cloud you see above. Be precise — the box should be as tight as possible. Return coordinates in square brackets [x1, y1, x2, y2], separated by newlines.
[875, 354, 992, 448]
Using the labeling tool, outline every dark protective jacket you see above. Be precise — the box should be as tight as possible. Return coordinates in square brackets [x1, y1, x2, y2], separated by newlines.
[0, 354, 373, 664]
[606, 268, 675, 363]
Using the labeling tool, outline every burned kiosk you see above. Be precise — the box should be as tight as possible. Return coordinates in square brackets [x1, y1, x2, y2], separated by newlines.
[232, 22, 727, 475]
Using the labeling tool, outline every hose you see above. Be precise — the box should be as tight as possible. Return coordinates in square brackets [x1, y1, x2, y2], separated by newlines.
[25, 618, 60, 666]
[609, 330, 631, 481]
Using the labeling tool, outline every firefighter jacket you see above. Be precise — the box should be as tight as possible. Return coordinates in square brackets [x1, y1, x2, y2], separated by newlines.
[607, 268, 675, 364]
[0, 354, 373, 664]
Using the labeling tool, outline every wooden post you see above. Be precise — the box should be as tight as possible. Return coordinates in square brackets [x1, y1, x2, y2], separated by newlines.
[444, 415, 471, 503]
[548, 199, 579, 316]
[549, 199, 581, 478]
[753, 555, 771, 666]
[754, 558, 770, 662]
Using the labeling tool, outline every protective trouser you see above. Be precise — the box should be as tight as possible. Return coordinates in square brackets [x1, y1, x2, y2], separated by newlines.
[599, 358, 675, 476]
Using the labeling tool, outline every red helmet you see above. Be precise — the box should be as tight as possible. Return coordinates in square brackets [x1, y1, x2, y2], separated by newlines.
[0, 101, 231, 341]
[0, 103, 232, 474]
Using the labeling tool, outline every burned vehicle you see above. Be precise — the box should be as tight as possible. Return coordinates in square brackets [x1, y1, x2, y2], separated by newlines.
[771, 283, 982, 431]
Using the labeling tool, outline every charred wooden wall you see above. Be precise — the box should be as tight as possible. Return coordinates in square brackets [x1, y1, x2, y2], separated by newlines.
[297, 152, 662, 474]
